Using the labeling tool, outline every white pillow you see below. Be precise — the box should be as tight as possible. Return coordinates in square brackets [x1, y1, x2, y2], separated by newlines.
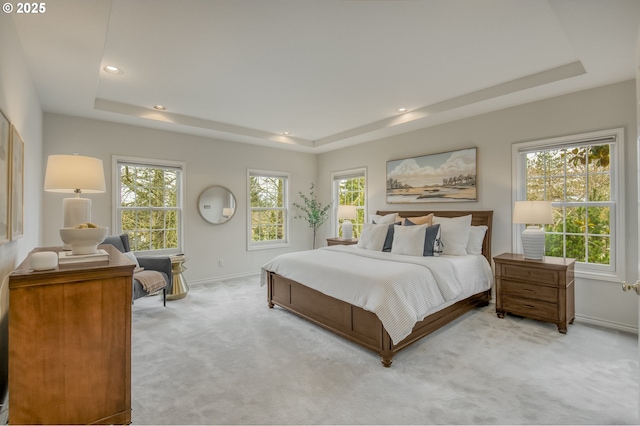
[370, 213, 398, 224]
[467, 225, 488, 255]
[432, 215, 472, 255]
[123, 251, 140, 268]
[391, 224, 427, 256]
[357, 223, 389, 251]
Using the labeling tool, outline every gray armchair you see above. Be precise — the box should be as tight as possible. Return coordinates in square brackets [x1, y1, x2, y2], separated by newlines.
[102, 234, 173, 306]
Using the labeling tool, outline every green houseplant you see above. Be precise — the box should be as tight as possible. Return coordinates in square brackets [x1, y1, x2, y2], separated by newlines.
[293, 184, 332, 249]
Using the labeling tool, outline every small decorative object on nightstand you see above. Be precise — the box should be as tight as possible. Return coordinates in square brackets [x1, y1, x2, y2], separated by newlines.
[326, 237, 358, 246]
[494, 253, 575, 333]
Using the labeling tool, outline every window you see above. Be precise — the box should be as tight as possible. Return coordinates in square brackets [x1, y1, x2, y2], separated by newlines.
[512, 128, 624, 279]
[248, 170, 289, 249]
[331, 168, 366, 238]
[113, 156, 185, 255]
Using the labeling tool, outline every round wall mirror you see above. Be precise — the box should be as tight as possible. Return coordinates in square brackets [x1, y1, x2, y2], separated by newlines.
[197, 186, 236, 224]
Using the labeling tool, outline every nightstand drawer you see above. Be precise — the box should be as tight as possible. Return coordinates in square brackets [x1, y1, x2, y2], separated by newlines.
[500, 264, 559, 285]
[502, 295, 558, 321]
[501, 280, 558, 303]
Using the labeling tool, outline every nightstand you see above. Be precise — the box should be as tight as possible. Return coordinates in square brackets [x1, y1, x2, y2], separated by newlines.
[326, 237, 358, 246]
[494, 253, 575, 333]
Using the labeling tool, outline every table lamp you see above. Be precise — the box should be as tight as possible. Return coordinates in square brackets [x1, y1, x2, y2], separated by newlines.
[337, 205, 357, 240]
[513, 200, 553, 260]
[44, 154, 106, 229]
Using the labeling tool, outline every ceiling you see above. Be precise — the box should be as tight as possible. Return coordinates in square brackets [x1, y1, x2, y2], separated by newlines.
[11, 0, 640, 153]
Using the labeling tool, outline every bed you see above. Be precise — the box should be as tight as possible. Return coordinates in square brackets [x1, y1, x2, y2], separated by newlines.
[263, 210, 493, 367]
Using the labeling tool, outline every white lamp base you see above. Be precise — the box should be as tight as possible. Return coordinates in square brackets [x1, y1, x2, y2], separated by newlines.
[341, 219, 353, 240]
[62, 197, 92, 250]
[521, 225, 546, 260]
[63, 197, 91, 228]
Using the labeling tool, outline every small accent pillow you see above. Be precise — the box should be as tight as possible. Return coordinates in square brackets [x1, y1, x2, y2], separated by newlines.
[432, 214, 472, 255]
[467, 225, 488, 255]
[400, 214, 434, 226]
[123, 251, 144, 273]
[404, 220, 442, 256]
[357, 223, 389, 251]
[123, 251, 140, 268]
[391, 224, 427, 256]
[370, 213, 398, 224]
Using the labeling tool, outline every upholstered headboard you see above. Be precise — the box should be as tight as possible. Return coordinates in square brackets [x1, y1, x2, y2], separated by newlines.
[376, 210, 493, 263]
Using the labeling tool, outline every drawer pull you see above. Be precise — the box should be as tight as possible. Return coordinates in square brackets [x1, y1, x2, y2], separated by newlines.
[524, 305, 536, 309]
[523, 288, 535, 293]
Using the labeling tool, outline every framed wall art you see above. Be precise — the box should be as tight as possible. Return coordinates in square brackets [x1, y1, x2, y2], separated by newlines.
[386, 147, 477, 203]
[9, 125, 23, 240]
[0, 110, 9, 245]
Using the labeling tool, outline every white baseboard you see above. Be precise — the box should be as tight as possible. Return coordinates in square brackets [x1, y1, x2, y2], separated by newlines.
[487, 300, 637, 334]
[574, 314, 638, 334]
[188, 271, 260, 287]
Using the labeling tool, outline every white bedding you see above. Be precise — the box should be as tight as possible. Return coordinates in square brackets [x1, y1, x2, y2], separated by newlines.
[261, 245, 493, 344]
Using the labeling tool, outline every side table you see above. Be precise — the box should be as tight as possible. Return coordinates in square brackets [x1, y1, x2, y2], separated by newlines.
[167, 254, 189, 300]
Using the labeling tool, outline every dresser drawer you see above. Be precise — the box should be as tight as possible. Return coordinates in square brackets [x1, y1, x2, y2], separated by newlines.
[502, 295, 558, 322]
[501, 280, 558, 303]
[500, 264, 559, 285]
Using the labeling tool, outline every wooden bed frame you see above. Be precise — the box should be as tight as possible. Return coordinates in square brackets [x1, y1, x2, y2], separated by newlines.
[266, 210, 493, 367]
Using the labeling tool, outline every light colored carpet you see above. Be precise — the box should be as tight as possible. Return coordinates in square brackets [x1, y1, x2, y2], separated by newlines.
[131, 275, 638, 425]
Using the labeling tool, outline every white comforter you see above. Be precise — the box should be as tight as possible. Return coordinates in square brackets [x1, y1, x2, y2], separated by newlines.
[261, 245, 493, 344]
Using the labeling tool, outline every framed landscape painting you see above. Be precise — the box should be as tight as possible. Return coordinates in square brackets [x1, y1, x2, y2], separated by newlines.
[10, 125, 23, 240]
[0, 110, 9, 244]
[386, 147, 477, 203]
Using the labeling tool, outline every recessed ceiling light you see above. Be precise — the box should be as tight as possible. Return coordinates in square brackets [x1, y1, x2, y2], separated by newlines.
[282, 131, 290, 136]
[103, 65, 124, 75]
[397, 108, 408, 113]
[153, 105, 167, 111]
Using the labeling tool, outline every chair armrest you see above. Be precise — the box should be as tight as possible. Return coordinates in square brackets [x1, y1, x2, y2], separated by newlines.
[136, 256, 173, 285]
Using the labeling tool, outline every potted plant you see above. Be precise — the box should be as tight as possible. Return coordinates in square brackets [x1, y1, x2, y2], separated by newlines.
[293, 184, 331, 249]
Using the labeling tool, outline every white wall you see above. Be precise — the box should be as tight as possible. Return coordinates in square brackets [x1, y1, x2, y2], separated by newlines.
[0, 12, 44, 421]
[317, 80, 639, 331]
[42, 114, 317, 283]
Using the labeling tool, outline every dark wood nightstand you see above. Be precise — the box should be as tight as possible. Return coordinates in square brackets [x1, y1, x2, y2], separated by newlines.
[494, 253, 575, 333]
[326, 237, 358, 246]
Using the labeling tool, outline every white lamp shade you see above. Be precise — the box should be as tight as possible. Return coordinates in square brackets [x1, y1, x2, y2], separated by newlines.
[222, 207, 234, 217]
[337, 205, 357, 220]
[513, 201, 553, 225]
[44, 154, 106, 193]
[514, 201, 553, 260]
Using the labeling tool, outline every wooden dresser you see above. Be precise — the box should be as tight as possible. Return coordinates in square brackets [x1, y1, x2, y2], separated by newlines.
[494, 253, 575, 333]
[8, 245, 135, 425]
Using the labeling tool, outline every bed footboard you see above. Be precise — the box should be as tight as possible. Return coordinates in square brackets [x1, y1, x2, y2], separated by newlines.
[267, 271, 490, 367]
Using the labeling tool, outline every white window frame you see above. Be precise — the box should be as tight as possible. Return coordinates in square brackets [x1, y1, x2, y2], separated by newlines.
[247, 169, 290, 250]
[112, 155, 186, 256]
[331, 168, 367, 237]
[511, 128, 624, 282]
